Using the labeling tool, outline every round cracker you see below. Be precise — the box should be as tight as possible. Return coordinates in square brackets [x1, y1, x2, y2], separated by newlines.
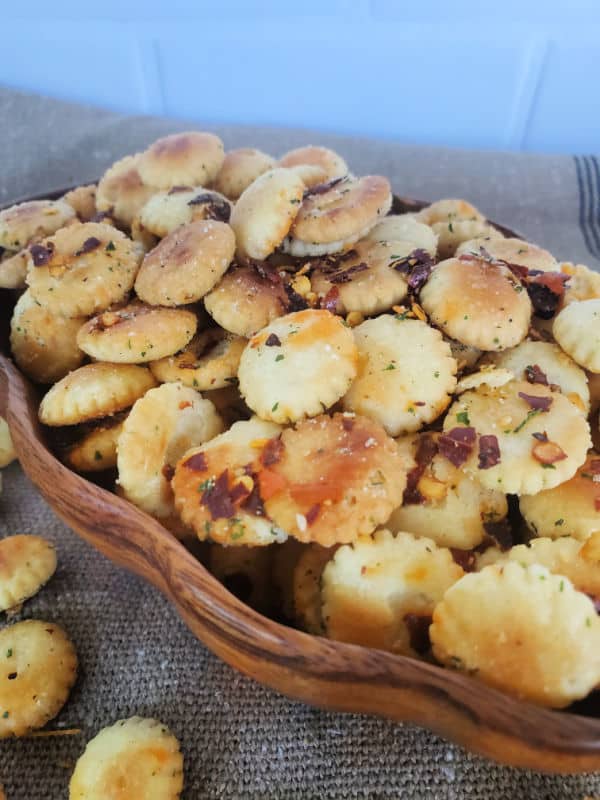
[138, 131, 225, 189]
[230, 168, 305, 260]
[209, 544, 274, 614]
[283, 175, 392, 257]
[69, 716, 183, 800]
[456, 236, 557, 272]
[26, 222, 142, 317]
[95, 153, 157, 228]
[0, 249, 29, 289]
[238, 309, 358, 423]
[443, 380, 591, 495]
[150, 329, 246, 391]
[214, 147, 276, 200]
[0, 620, 77, 737]
[138, 187, 232, 238]
[519, 452, 600, 541]
[135, 220, 235, 307]
[322, 530, 463, 656]
[263, 413, 409, 546]
[62, 184, 98, 222]
[485, 339, 590, 414]
[0, 199, 76, 251]
[278, 145, 348, 180]
[454, 366, 514, 394]
[342, 316, 457, 436]
[310, 239, 410, 316]
[117, 382, 223, 521]
[416, 198, 501, 259]
[553, 298, 600, 373]
[561, 261, 600, 304]
[64, 418, 124, 473]
[204, 264, 289, 337]
[0, 535, 57, 611]
[388, 432, 508, 550]
[366, 213, 438, 255]
[172, 417, 285, 546]
[39, 363, 157, 426]
[420, 256, 532, 351]
[10, 290, 85, 384]
[77, 303, 197, 364]
[430, 562, 600, 708]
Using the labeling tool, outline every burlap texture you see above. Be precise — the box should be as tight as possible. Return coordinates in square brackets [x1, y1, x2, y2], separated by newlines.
[1, 87, 599, 798]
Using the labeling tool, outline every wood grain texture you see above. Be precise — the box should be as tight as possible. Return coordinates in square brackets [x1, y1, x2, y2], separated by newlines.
[1, 191, 598, 773]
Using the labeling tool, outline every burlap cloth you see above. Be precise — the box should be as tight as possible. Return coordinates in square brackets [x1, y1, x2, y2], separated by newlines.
[1, 87, 599, 799]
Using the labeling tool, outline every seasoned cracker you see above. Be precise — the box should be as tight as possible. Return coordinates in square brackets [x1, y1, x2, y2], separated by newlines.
[430, 563, 600, 707]
[342, 316, 456, 436]
[204, 264, 289, 337]
[150, 329, 246, 391]
[214, 147, 276, 200]
[138, 187, 232, 238]
[95, 153, 156, 228]
[0, 620, 77, 737]
[271, 539, 306, 620]
[366, 213, 438, 255]
[39, 363, 157, 426]
[135, 220, 235, 306]
[0, 199, 75, 251]
[322, 530, 463, 656]
[310, 239, 410, 316]
[10, 290, 85, 384]
[283, 175, 392, 257]
[456, 236, 558, 272]
[0, 249, 29, 289]
[416, 198, 501, 258]
[138, 131, 225, 189]
[443, 380, 590, 495]
[69, 716, 183, 799]
[64, 418, 124, 473]
[26, 222, 142, 317]
[230, 168, 305, 260]
[553, 298, 600, 373]
[388, 432, 508, 550]
[519, 452, 600, 540]
[293, 544, 336, 634]
[420, 256, 532, 351]
[0, 535, 57, 611]
[278, 145, 348, 180]
[117, 383, 223, 521]
[62, 184, 98, 222]
[77, 303, 197, 363]
[172, 417, 285, 546]
[263, 413, 409, 546]
[238, 309, 358, 423]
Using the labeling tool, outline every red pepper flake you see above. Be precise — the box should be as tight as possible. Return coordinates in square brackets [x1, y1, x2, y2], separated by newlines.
[438, 427, 476, 468]
[341, 416, 355, 432]
[30, 242, 54, 266]
[184, 452, 208, 472]
[403, 433, 438, 505]
[532, 440, 567, 465]
[202, 469, 235, 520]
[327, 261, 369, 284]
[478, 435, 501, 470]
[303, 176, 345, 198]
[261, 437, 284, 467]
[75, 236, 102, 256]
[306, 504, 321, 526]
[450, 548, 477, 572]
[229, 481, 251, 505]
[413, 401, 426, 407]
[403, 613, 432, 655]
[525, 364, 548, 386]
[241, 481, 266, 517]
[320, 285, 340, 313]
[527, 272, 569, 319]
[178, 400, 193, 410]
[590, 459, 600, 474]
[284, 281, 309, 311]
[168, 184, 193, 194]
[161, 464, 175, 481]
[265, 333, 281, 347]
[518, 391, 553, 412]
[532, 431, 548, 442]
[392, 248, 435, 292]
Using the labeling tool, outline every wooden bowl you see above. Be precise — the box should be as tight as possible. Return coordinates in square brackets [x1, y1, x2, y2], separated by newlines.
[2, 191, 600, 774]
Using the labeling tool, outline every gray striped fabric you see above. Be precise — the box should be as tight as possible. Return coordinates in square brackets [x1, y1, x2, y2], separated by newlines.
[1, 87, 599, 799]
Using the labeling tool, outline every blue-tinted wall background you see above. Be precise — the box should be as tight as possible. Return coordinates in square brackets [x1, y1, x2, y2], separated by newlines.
[2, 1, 598, 153]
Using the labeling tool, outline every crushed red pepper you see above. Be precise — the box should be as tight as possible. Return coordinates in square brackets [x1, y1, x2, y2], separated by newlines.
[183, 452, 208, 472]
[478, 435, 501, 470]
[438, 427, 476, 467]
[518, 392, 553, 412]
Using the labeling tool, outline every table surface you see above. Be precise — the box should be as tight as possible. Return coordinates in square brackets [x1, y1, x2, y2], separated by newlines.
[1, 87, 600, 799]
